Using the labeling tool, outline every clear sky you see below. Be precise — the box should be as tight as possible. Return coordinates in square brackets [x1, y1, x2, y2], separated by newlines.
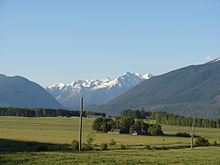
[0, 0, 220, 86]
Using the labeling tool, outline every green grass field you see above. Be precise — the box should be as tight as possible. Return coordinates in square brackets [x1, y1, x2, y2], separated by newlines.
[0, 116, 220, 165]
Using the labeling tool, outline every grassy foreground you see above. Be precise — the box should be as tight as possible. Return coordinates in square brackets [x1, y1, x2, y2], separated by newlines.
[0, 116, 220, 165]
[1, 147, 220, 165]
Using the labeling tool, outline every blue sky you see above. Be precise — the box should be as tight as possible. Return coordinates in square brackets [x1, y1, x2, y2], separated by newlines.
[0, 0, 220, 86]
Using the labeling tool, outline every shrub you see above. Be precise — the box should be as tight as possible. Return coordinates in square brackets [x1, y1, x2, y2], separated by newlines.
[36, 144, 48, 152]
[71, 140, 79, 151]
[83, 143, 93, 150]
[120, 144, 126, 150]
[214, 141, 218, 145]
[144, 145, 151, 150]
[100, 143, 108, 150]
[176, 132, 191, 137]
[195, 137, 209, 146]
[93, 143, 98, 147]
[109, 139, 116, 146]
[86, 133, 94, 150]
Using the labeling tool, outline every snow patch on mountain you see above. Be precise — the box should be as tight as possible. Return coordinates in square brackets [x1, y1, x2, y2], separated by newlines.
[207, 57, 220, 64]
[212, 58, 220, 63]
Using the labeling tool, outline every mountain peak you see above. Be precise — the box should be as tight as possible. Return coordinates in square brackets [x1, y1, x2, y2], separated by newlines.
[0, 74, 63, 109]
[123, 72, 133, 76]
[121, 72, 151, 79]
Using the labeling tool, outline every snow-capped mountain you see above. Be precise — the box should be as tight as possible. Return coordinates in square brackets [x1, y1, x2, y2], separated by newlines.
[46, 72, 152, 109]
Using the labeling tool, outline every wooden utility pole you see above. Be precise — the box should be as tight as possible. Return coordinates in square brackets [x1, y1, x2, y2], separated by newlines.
[191, 118, 195, 149]
[217, 120, 220, 129]
[79, 97, 83, 151]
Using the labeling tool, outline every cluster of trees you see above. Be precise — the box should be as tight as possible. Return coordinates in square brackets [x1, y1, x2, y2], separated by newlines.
[92, 117, 163, 136]
[0, 107, 106, 117]
[151, 111, 220, 128]
[92, 118, 116, 133]
[120, 109, 151, 119]
[195, 137, 210, 146]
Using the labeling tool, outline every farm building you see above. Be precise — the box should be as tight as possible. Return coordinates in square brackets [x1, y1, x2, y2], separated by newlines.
[107, 129, 121, 134]
[132, 131, 138, 136]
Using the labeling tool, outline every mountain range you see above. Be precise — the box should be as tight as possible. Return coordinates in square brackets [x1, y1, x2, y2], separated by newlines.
[1, 58, 220, 119]
[46, 72, 152, 109]
[91, 58, 220, 118]
[0, 74, 63, 109]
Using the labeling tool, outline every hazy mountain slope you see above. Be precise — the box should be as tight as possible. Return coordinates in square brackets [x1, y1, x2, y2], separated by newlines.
[0, 74, 63, 108]
[94, 59, 220, 118]
[46, 72, 152, 109]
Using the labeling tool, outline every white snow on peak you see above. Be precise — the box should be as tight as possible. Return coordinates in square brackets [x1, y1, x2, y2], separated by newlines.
[212, 58, 220, 62]
[92, 79, 118, 90]
[143, 73, 152, 79]
[47, 83, 66, 89]
[46, 72, 153, 109]
[134, 73, 141, 77]
[101, 77, 111, 82]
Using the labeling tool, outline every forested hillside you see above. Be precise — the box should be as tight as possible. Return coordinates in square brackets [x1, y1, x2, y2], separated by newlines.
[0, 74, 63, 109]
[91, 60, 220, 118]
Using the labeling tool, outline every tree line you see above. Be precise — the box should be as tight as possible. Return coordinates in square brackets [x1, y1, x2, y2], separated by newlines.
[120, 109, 152, 119]
[151, 111, 220, 128]
[92, 117, 163, 136]
[0, 107, 106, 117]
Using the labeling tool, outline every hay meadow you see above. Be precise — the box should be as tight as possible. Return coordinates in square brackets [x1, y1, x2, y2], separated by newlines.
[0, 116, 220, 165]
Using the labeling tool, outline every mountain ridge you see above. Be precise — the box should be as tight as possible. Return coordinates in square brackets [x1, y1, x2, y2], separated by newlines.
[90, 59, 220, 118]
[46, 72, 152, 109]
[0, 74, 63, 109]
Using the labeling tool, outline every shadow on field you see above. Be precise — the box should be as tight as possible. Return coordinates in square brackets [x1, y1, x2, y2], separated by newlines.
[0, 138, 71, 152]
[1, 138, 220, 153]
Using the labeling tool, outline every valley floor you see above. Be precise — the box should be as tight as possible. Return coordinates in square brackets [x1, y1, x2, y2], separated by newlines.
[0, 117, 220, 165]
